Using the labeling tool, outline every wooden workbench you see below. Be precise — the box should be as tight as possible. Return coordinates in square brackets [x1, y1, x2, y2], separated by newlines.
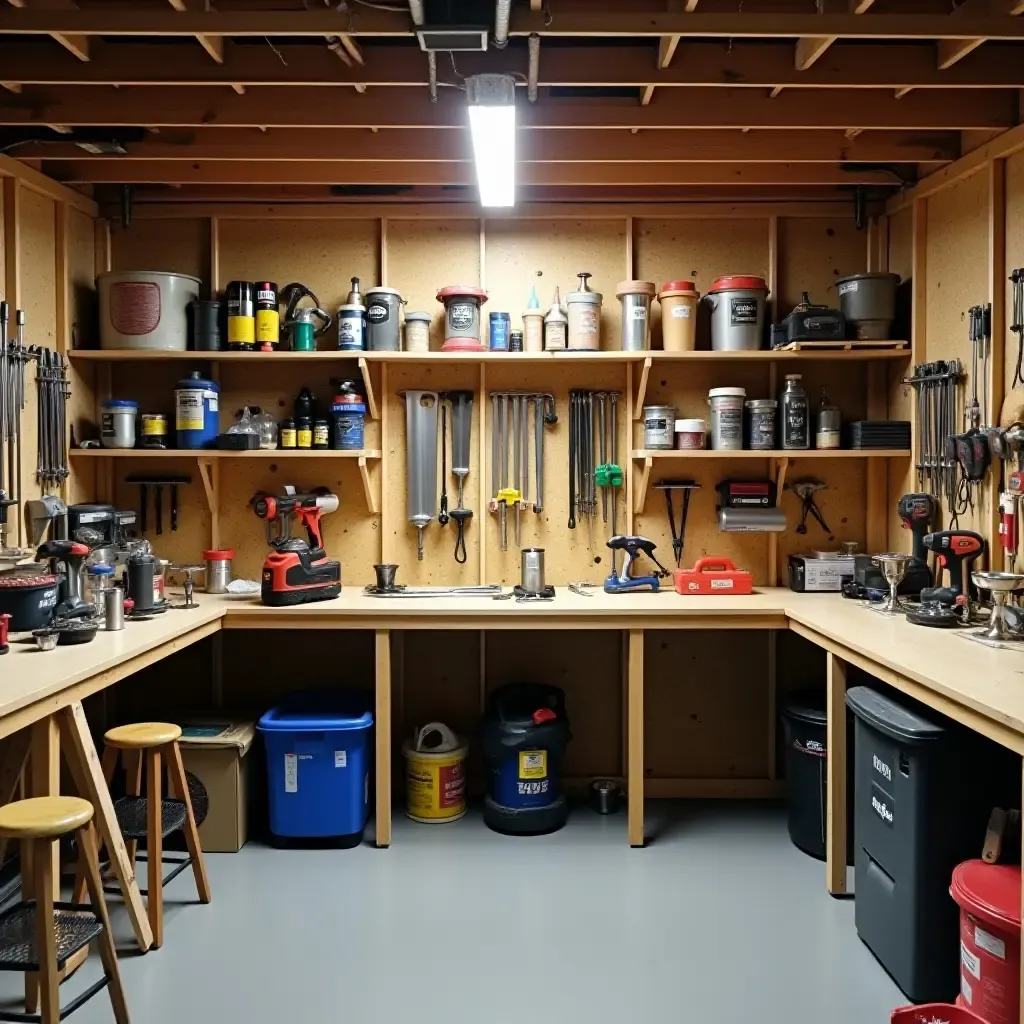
[2, 586, 1024, 1004]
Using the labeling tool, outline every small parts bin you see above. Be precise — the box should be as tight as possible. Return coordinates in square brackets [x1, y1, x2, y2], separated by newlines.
[951, 860, 1021, 1024]
[846, 686, 1007, 1003]
[481, 683, 571, 835]
[779, 691, 853, 864]
[892, 1006, 987, 1024]
[673, 557, 752, 595]
[257, 690, 373, 847]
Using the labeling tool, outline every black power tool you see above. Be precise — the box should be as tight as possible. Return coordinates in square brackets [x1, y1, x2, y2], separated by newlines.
[906, 529, 986, 627]
[852, 493, 936, 597]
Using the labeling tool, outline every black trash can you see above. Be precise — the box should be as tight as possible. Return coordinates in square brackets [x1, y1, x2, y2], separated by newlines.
[846, 685, 1009, 1004]
[480, 683, 571, 835]
[780, 691, 854, 864]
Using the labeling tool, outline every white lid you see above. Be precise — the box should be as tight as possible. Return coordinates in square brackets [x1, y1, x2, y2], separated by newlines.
[708, 387, 746, 398]
[675, 418, 706, 431]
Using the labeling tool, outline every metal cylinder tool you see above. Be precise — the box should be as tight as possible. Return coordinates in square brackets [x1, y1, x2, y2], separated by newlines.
[447, 390, 474, 564]
[402, 390, 439, 560]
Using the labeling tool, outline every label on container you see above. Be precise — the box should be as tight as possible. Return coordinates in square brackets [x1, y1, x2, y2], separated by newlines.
[961, 977, 973, 1004]
[838, 280, 859, 295]
[519, 750, 547, 779]
[798, 557, 855, 591]
[314, 423, 330, 447]
[544, 323, 567, 350]
[255, 309, 279, 345]
[975, 925, 1006, 960]
[671, 305, 692, 319]
[449, 302, 475, 332]
[715, 409, 743, 446]
[574, 308, 600, 335]
[284, 753, 298, 793]
[109, 281, 161, 336]
[730, 297, 759, 326]
[338, 313, 364, 350]
[280, 427, 296, 448]
[710, 579, 734, 589]
[227, 315, 255, 345]
[176, 391, 205, 431]
[961, 942, 981, 979]
[335, 750, 347, 768]
[816, 430, 841, 450]
[297, 427, 313, 448]
[870, 782, 894, 827]
[629, 306, 648, 321]
[783, 397, 809, 449]
[367, 302, 389, 324]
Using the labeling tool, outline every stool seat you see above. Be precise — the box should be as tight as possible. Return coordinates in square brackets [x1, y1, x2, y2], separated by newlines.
[0, 797, 93, 839]
[104, 722, 182, 749]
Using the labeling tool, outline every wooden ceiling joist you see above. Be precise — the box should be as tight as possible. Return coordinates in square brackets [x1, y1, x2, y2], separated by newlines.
[794, 0, 876, 73]
[0, 86, 1009, 131]
[166, 0, 225, 65]
[937, 0, 1024, 70]
[17, 128, 957, 165]
[5, 0, 88, 62]
[1, 41, 1020, 91]
[43, 159, 907, 187]
[2, 9, 1024, 41]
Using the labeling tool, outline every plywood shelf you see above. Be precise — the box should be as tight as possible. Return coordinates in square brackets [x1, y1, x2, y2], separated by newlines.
[68, 348, 911, 364]
[69, 448, 382, 459]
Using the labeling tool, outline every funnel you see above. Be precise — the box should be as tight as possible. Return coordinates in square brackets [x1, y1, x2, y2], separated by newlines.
[972, 571, 1024, 641]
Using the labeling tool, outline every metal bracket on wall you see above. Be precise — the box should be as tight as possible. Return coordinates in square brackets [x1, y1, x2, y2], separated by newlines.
[358, 454, 380, 515]
[632, 356, 653, 421]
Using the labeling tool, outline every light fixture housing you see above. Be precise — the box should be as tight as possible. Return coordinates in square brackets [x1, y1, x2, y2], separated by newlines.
[465, 73, 516, 208]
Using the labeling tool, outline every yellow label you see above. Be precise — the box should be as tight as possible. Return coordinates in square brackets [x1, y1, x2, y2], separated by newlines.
[227, 315, 255, 344]
[297, 428, 312, 448]
[255, 309, 279, 345]
[519, 750, 547, 779]
[280, 428, 296, 448]
[141, 417, 166, 436]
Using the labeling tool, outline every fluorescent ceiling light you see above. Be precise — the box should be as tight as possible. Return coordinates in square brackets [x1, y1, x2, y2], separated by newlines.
[466, 74, 516, 208]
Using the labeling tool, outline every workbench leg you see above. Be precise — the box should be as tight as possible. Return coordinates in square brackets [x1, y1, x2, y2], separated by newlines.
[627, 629, 645, 848]
[59, 703, 154, 952]
[826, 652, 848, 896]
[375, 629, 392, 849]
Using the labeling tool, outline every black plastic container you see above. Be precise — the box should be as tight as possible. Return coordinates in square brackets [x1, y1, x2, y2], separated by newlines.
[0, 576, 59, 631]
[190, 300, 223, 351]
[480, 683, 572, 835]
[846, 685, 1015, 1003]
[780, 691, 854, 863]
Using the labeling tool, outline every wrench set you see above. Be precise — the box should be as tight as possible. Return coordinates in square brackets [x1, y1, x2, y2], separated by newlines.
[567, 390, 621, 538]
[904, 359, 963, 506]
[0, 303, 31, 546]
[34, 344, 70, 490]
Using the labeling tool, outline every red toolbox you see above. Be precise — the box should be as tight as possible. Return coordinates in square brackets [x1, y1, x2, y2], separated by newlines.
[674, 557, 753, 595]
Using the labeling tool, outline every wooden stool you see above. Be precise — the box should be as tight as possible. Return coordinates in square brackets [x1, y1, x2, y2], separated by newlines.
[84, 723, 210, 950]
[0, 796, 129, 1024]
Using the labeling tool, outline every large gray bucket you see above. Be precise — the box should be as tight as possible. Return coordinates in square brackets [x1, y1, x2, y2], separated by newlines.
[836, 273, 900, 340]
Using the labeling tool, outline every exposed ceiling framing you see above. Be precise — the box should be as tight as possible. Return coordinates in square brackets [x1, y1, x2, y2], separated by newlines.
[0, 0, 1019, 202]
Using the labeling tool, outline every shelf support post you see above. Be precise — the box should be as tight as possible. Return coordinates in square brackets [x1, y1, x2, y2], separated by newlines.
[632, 356, 652, 421]
[633, 456, 653, 515]
[358, 356, 379, 421]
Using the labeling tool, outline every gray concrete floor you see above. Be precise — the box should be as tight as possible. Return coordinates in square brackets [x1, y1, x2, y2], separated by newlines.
[0, 801, 903, 1024]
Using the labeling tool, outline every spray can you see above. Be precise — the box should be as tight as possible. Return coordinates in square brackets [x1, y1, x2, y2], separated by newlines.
[543, 287, 568, 351]
[226, 281, 255, 351]
[255, 281, 279, 351]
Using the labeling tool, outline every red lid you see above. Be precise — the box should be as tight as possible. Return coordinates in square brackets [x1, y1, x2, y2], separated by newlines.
[203, 549, 235, 561]
[950, 859, 1021, 932]
[436, 285, 488, 302]
[532, 708, 557, 725]
[660, 280, 697, 294]
[708, 275, 769, 294]
[0, 574, 58, 588]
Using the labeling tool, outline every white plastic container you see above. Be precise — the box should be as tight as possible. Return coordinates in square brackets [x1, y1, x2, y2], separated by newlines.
[708, 387, 746, 450]
[98, 271, 201, 351]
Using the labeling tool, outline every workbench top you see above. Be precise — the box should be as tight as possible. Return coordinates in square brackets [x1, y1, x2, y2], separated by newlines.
[2, 588, 1024, 747]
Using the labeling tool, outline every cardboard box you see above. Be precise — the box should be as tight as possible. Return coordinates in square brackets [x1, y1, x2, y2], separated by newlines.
[178, 722, 256, 853]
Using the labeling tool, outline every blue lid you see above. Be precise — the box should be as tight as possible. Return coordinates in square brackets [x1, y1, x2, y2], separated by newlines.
[177, 370, 219, 392]
[103, 399, 138, 409]
[87, 563, 115, 576]
[257, 689, 373, 732]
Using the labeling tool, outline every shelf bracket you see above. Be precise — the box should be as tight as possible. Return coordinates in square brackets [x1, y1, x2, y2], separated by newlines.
[633, 456, 653, 515]
[632, 356, 653, 421]
[359, 455, 381, 515]
[358, 357, 379, 421]
[774, 456, 790, 501]
[196, 456, 221, 547]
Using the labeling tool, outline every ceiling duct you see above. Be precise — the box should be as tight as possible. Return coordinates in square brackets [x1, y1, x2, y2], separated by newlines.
[416, 0, 489, 52]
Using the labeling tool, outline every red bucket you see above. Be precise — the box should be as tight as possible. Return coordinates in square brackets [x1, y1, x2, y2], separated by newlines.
[950, 860, 1021, 1024]
[891, 1005, 987, 1023]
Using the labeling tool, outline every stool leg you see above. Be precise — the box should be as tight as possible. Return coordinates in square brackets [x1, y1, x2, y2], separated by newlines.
[21, 838, 38, 1015]
[166, 742, 211, 904]
[72, 744, 119, 906]
[123, 749, 142, 870]
[146, 749, 163, 949]
[32, 840, 60, 1024]
[77, 824, 130, 1024]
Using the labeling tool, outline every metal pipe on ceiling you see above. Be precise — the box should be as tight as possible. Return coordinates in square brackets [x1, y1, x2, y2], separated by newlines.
[427, 49, 437, 102]
[408, 0, 424, 26]
[528, 33, 539, 102]
[493, 0, 510, 48]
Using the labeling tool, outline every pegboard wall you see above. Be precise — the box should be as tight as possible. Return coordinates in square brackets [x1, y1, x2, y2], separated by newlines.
[95, 208, 879, 589]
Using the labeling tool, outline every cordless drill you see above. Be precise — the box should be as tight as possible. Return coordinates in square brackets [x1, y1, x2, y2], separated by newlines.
[854, 493, 936, 596]
[251, 486, 341, 606]
[604, 535, 670, 594]
[919, 530, 986, 606]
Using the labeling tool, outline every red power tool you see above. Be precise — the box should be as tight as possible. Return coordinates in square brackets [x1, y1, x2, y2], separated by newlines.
[250, 486, 341, 606]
